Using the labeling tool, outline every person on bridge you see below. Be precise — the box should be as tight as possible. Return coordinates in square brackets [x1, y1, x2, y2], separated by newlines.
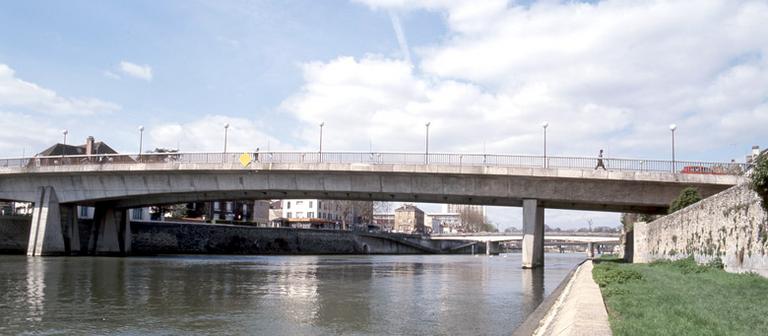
[254, 148, 260, 162]
[595, 149, 607, 170]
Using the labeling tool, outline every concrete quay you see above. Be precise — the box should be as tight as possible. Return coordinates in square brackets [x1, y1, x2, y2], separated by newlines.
[532, 260, 612, 336]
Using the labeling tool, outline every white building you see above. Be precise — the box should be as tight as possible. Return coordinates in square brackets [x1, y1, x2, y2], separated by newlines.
[425, 212, 462, 234]
[443, 204, 486, 218]
[282, 199, 347, 222]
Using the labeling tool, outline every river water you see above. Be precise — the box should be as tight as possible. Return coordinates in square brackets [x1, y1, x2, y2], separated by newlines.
[0, 254, 584, 335]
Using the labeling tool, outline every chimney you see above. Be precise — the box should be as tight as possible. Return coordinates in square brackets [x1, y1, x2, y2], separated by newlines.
[85, 136, 95, 155]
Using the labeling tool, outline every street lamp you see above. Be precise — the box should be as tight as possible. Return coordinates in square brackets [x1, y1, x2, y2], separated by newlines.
[669, 124, 677, 172]
[62, 129, 68, 145]
[138, 125, 144, 155]
[542, 121, 549, 168]
[425, 122, 431, 164]
[319, 122, 325, 162]
[223, 123, 230, 153]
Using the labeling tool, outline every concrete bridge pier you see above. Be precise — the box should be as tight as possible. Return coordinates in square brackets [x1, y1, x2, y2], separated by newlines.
[522, 199, 545, 269]
[89, 205, 131, 255]
[26, 187, 82, 256]
[586, 242, 595, 259]
[27, 186, 66, 256]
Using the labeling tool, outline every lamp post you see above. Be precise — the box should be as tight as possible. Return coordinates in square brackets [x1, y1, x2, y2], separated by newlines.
[319, 122, 325, 162]
[62, 129, 68, 145]
[669, 124, 677, 173]
[223, 123, 230, 153]
[138, 125, 144, 155]
[542, 121, 549, 168]
[425, 122, 431, 164]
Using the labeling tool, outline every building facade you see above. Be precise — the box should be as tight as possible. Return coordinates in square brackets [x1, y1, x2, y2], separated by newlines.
[281, 199, 372, 229]
[443, 204, 486, 218]
[394, 204, 425, 233]
[372, 213, 395, 231]
[424, 212, 462, 234]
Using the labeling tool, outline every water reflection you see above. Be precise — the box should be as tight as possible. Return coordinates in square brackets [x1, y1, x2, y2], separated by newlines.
[25, 258, 45, 322]
[520, 267, 545, 317]
[0, 254, 583, 335]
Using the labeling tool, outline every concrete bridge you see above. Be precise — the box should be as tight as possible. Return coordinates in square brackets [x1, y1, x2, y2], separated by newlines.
[430, 233, 620, 243]
[431, 233, 621, 258]
[0, 151, 744, 268]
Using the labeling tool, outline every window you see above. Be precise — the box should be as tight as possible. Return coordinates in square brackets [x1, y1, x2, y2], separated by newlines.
[318, 201, 322, 209]
[297, 212, 304, 218]
[131, 209, 143, 220]
[308, 212, 314, 218]
[287, 201, 291, 209]
[287, 212, 292, 218]
[309, 201, 313, 208]
[296, 201, 304, 205]
[79, 206, 89, 218]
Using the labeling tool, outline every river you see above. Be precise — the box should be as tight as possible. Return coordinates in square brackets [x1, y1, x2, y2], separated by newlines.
[0, 254, 584, 335]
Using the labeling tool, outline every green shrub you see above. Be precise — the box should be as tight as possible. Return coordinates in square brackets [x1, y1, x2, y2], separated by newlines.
[651, 256, 714, 274]
[750, 153, 768, 211]
[669, 187, 702, 213]
[593, 263, 643, 287]
[707, 257, 725, 270]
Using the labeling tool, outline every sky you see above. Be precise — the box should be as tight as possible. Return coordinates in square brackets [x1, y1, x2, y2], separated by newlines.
[1, 0, 766, 230]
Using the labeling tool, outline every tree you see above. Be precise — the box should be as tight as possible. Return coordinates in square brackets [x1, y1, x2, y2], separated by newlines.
[336, 200, 373, 230]
[750, 153, 768, 211]
[669, 187, 702, 213]
[459, 207, 487, 232]
[373, 201, 392, 214]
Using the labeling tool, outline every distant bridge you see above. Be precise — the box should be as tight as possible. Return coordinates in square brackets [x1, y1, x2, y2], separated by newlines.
[430, 233, 620, 243]
[0, 151, 742, 267]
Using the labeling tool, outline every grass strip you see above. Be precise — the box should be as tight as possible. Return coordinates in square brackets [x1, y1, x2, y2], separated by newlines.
[593, 256, 768, 336]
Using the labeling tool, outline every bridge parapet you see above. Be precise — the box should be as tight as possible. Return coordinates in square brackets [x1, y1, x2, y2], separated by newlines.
[0, 151, 748, 177]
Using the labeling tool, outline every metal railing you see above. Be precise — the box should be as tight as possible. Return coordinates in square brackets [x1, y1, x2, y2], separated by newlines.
[0, 151, 749, 175]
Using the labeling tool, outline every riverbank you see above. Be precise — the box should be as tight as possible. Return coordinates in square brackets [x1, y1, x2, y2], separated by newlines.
[593, 256, 768, 335]
[517, 260, 611, 336]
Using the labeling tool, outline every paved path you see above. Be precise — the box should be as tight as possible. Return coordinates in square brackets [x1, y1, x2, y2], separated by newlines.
[534, 260, 612, 336]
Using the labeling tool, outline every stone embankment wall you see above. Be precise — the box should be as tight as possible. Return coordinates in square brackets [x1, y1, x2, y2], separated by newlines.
[0, 216, 31, 253]
[1, 217, 477, 255]
[131, 221, 465, 255]
[635, 183, 768, 276]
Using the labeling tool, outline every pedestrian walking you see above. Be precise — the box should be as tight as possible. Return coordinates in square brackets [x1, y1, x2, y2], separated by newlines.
[254, 147, 260, 162]
[595, 149, 606, 170]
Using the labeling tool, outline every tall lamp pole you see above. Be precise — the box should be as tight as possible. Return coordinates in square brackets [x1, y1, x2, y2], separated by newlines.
[542, 121, 549, 168]
[138, 125, 144, 155]
[223, 123, 230, 153]
[62, 129, 68, 145]
[425, 122, 431, 164]
[319, 122, 325, 162]
[669, 124, 677, 173]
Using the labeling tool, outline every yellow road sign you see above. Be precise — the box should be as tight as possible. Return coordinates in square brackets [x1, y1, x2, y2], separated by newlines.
[239, 152, 253, 167]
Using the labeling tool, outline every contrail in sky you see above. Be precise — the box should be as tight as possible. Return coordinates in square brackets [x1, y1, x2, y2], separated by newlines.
[388, 11, 412, 65]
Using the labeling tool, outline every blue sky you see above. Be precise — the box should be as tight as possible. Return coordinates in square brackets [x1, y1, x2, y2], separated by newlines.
[1, 0, 767, 229]
[0, 0, 444, 153]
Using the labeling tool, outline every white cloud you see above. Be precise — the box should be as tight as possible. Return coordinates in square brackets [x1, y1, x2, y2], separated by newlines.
[282, 0, 768, 228]
[0, 112, 61, 155]
[0, 64, 121, 115]
[148, 115, 285, 153]
[294, 0, 768, 159]
[119, 61, 153, 81]
[103, 70, 121, 80]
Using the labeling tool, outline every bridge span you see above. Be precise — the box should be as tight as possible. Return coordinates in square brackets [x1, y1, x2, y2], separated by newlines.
[0, 151, 743, 267]
[430, 233, 620, 243]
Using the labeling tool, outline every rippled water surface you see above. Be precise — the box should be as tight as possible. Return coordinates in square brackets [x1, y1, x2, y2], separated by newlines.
[0, 254, 584, 335]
